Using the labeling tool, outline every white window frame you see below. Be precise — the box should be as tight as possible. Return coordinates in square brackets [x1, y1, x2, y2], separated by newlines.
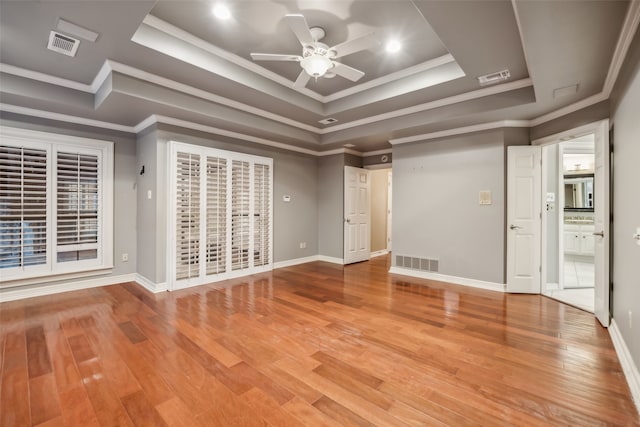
[168, 141, 273, 291]
[0, 126, 114, 287]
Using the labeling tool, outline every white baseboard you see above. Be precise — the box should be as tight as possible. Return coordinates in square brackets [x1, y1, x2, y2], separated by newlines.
[273, 256, 322, 269]
[0, 273, 137, 302]
[609, 319, 640, 414]
[370, 250, 389, 258]
[315, 255, 344, 265]
[274, 255, 344, 269]
[135, 274, 168, 293]
[388, 266, 506, 293]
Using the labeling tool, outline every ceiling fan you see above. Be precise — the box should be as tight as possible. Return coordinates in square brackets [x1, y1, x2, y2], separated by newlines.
[250, 14, 378, 89]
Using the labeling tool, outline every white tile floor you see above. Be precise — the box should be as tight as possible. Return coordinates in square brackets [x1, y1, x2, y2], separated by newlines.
[564, 258, 595, 288]
[544, 257, 595, 312]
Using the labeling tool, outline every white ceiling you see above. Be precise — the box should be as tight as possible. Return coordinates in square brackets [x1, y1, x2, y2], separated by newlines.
[0, 0, 637, 154]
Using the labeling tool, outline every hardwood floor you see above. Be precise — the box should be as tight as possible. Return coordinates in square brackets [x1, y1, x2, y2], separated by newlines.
[1, 255, 638, 426]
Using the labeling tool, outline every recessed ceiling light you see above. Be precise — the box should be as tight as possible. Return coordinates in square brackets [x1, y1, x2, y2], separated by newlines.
[386, 39, 402, 53]
[212, 4, 231, 20]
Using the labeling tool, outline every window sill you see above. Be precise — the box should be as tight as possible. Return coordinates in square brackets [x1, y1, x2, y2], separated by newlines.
[0, 266, 115, 289]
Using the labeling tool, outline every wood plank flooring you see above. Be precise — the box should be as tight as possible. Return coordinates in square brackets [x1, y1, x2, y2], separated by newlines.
[1, 255, 638, 426]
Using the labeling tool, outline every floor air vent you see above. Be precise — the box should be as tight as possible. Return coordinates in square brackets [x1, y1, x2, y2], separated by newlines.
[47, 31, 80, 57]
[396, 255, 439, 272]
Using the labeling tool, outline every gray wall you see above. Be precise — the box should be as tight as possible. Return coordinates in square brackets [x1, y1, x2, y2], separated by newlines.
[0, 113, 138, 281]
[544, 144, 560, 284]
[135, 126, 159, 282]
[610, 34, 640, 375]
[317, 154, 345, 259]
[138, 125, 319, 283]
[392, 130, 506, 283]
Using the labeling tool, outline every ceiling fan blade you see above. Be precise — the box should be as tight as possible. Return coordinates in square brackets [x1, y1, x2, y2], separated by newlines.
[332, 63, 365, 82]
[250, 53, 301, 62]
[285, 14, 315, 47]
[330, 32, 378, 58]
[294, 70, 311, 88]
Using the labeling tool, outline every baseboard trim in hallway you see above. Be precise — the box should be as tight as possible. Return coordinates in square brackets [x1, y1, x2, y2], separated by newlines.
[610, 319, 640, 414]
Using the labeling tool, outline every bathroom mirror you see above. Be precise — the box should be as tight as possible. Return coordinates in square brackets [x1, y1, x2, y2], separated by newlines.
[564, 174, 594, 211]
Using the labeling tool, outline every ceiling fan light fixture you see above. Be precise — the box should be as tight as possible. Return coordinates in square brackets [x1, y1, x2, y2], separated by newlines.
[386, 39, 402, 53]
[301, 55, 332, 77]
[212, 4, 231, 20]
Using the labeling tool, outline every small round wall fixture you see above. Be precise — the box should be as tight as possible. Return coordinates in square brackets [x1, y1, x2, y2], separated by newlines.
[381, 155, 389, 163]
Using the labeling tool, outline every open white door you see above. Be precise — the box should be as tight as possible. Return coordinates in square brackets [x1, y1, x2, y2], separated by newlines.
[344, 166, 370, 264]
[507, 146, 542, 293]
[593, 120, 610, 327]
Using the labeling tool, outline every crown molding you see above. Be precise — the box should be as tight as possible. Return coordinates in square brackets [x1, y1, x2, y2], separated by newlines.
[0, 103, 136, 133]
[322, 54, 460, 103]
[363, 148, 393, 156]
[107, 60, 320, 134]
[0, 63, 94, 93]
[389, 120, 530, 145]
[142, 15, 463, 105]
[528, 92, 607, 127]
[603, 0, 640, 96]
[331, 79, 532, 134]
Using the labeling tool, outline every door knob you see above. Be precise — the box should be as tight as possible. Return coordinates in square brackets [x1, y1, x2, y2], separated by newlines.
[345, 218, 351, 223]
[593, 231, 604, 237]
[509, 224, 522, 230]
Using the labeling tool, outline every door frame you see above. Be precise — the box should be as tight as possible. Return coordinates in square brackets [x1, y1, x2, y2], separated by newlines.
[532, 119, 611, 324]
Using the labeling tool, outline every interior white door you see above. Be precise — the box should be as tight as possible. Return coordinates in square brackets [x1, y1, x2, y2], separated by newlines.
[593, 121, 610, 327]
[344, 166, 370, 264]
[507, 146, 542, 293]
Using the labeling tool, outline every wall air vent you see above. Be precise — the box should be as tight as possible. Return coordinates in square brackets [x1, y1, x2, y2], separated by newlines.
[396, 255, 439, 273]
[319, 117, 338, 125]
[477, 69, 510, 86]
[47, 31, 80, 57]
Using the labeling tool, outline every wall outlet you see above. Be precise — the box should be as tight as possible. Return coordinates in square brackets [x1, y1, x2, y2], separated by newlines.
[629, 310, 633, 329]
[299, 242, 306, 249]
[122, 253, 129, 262]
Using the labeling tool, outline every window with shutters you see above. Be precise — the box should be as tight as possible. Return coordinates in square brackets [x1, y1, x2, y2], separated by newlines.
[169, 142, 272, 290]
[0, 126, 114, 286]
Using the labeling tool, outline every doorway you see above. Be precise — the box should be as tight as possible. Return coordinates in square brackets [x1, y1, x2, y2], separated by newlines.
[369, 168, 392, 257]
[542, 136, 595, 312]
[507, 119, 610, 327]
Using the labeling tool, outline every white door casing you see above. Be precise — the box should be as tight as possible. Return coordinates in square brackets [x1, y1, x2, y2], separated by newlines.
[593, 120, 610, 327]
[507, 146, 542, 293]
[387, 171, 392, 252]
[344, 166, 371, 264]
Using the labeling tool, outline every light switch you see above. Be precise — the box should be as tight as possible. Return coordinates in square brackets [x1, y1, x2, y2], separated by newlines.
[147, 190, 152, 200]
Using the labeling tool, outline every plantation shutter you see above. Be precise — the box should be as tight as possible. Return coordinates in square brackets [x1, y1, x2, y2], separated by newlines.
[206, 156, 227, 275]
[169, 142, 272, 289]
[231, 160, 250, 271]
[175, 152, 201, 280]
[253, 163, 270, 267]
[0, 145, 48, 269]
[56, 151, 99, 262]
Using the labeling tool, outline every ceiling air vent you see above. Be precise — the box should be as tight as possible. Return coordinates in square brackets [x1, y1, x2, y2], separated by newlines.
[319, 117, 338, 125]
[47, 31, 80, 57]
[477, 69, 510, 86]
